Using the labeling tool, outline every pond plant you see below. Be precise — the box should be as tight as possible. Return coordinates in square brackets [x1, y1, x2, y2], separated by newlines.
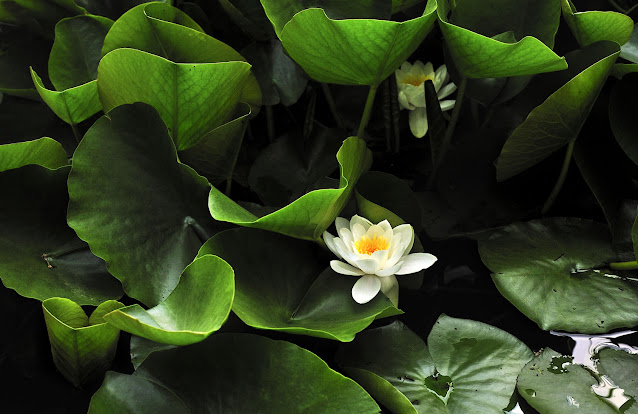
[3, 0, 638, 412]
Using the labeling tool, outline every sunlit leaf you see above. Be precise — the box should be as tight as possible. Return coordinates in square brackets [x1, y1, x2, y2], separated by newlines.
[479, 218, 638, 332]
[0, 165, 123, 305]
[98, 48, 251, 151]
[89, 334, 380, 413]
[197, 228, 400, 341]
[43, 298, 124, 386]
[0, 137, 67, 172]
[496, 41, 619, 181]
[561, 0, 633, 48]
[67, 103, 217, 307]
[103, 255, 234, 346]
[208, 136, 371, 241]
[262, 0, 437, 85]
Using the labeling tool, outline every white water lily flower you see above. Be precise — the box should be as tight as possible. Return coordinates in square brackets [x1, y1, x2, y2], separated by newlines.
[323, 215, 437, 307]
[395, 60, 457, 138]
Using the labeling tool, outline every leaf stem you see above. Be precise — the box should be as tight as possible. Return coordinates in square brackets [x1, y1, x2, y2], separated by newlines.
[541, 141, 575, 215]
[265, 105, 275, 142]
[609, 260, 638, 270]
[70, 123, 81, 144]
[626, 2, 638, 14]
[357, 84, 379, 139]
[607, 0, 627, 13]
[321, 83, 344, 129]
[426, 76, 467, 190]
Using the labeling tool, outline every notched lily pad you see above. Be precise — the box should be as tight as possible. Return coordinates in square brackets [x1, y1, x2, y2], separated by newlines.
[479, 217, 638, 332]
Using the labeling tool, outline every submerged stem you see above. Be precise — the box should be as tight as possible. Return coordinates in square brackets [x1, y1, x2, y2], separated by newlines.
[609, 261, 638, 270]
[426, 76, 467, 190]
[541, 141, 575, 215]
[357, 84, 379, 139]
[321, 83, 344, 129]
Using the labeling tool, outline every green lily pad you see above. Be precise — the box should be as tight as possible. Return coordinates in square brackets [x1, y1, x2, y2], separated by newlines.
[67, 103, 217, 307]
[621, 23, 638, 63]
[496, 41, 620, 181]
[437, 0, 567, 78]
[478, 217, 638, 333]
[0, 165, 123, 305]
[90, 333, 380, 413]
[178, 103, 251, 186]
[336, 316, 532, 413]
[597, 348, 638, 402]
[517, 348, 617, 414]
[262, 0, 437, 85]
[0, 0, 85, 34]
[208, 136, 371, 241]
[103, 255, 234, 346]
[49, 15, 114, 90]
[98, 48, 251, 151]
[218, 0, 275, 41]
[0, 137, 67, 172]
[610, 72, 638, 167]
[612, 63, 638, 79]
[129, 335, 176, 370]
[197, 228, 400, 341]
[101, 2, 261, 112]
[31, 69, 102, 125]
[561, 0, 633, 48]
[43, 298, 124, 386]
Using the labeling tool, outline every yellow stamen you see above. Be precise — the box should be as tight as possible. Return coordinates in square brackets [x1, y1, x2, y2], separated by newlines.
[355, 234, 389, 255]
[402, 73, 433, 87]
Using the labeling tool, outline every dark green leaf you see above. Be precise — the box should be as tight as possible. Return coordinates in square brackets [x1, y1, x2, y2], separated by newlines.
[0, 137, 67, 172]
[610, 72, 638, 166]
[561, 0, 633, 48]
[597, 348, 638, 400]
[0, 25, 50, 100]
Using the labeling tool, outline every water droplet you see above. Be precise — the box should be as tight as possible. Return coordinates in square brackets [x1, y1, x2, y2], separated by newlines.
[550, 330, 638, 370]
[592, 375, 633, 410]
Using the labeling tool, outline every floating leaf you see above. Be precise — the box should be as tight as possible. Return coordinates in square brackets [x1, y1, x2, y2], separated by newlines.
[43, 298, 124, 386]
[479, 218, 638, 332]
[0, 137, 67, 172]
[597, 348, 638, 400]
[103, 255, 234, 346]
[262, 0, 437, 85]
[610, 72, 638, 167]
[209, 136, 371, 241]
[336, 316, 532, 413]
[0, 165, 123, 305]
[518, 349, 617, 414]
[31, 69, 102, 125]
[197, 228, 400, 341]
[90, 334, 380, 413]
[561, 0, 633, 48]
[98, 48, 251, 151]
[496, 41, 619, 181]
[49, 15, 114, 90]
[437, 0, 567, 78]
[67, 103, 217, 307]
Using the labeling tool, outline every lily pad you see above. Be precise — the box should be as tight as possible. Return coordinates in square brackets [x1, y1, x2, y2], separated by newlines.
[0, 165, 123, 305]
[0, 137, 67, 172]
[517, 348, 617, 414]
[610, 72, 638, 167]
[89, 333, 380, 413]
[262, 0, 437, 85]
[621, 23, 638, 63]
[197, 228, 400, 341]
[31, 69, 102, 125]
[208, 136, 371, 241]
[561, 0, 633, 48]
[98, 48, 251, 151]
[67, 103, 217, 307]
[43, 298, 124, 386]
[478, 217, 638, 332]
[336, 316, 532, 413]
[437, 0, 567, 78]
[103, 255, 234, 346]
[496, 41, 620, 181]
[49, 15, 114, 90]
[0, 0, 85, 34]
[597, 348, 638, 401]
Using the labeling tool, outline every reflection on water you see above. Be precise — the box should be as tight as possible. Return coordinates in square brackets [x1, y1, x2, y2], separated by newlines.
[550, 330, 638, 410]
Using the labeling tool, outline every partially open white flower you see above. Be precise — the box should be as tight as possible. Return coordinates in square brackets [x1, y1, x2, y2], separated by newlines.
[323, 215, 437, 307]
[395, 60, 457, 138]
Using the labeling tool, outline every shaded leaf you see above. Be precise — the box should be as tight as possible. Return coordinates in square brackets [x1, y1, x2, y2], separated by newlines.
[610, 72, 638, 167]
[561, 0, 633, 48]
[0, 25, 50, 100]
[620, 23, 638, 63]
[67, 103, 217, 307]
[597, 348, 638, 400]
[0, 137, 67, 172]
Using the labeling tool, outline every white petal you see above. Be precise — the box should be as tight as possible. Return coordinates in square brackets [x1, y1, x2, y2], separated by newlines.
[379, 275, 399, 307]
[330, 260, 365, 276]
[351, 223, 366, 242]
[350, 215, 373, 231]
[433, 64, 448, 91]
[440, 100, 455, 111]
[335, 217, 349, 233]
[323, 231, 342, 259]
[397, 90, 413, 110]
[352, 275, 381, 304]
[412, 60, 426, 74]
[356, 258, 381, 274]
[337, 226, 354, 247]
[366, 224, 385, 239]
[385, 236, 410, 268]
[370, 248, 390, 268]
[437, 82, 457, 100]
[400, 61, 413, 73]
[395, 253, 438, 275]
[409, 107, 429, 138]
[333, 238, 358, 265]
[377, 220, 392, 233]
[376, 262, 402, 277]
[422, 61, 434, 77]
[403, 84, 425, 107]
